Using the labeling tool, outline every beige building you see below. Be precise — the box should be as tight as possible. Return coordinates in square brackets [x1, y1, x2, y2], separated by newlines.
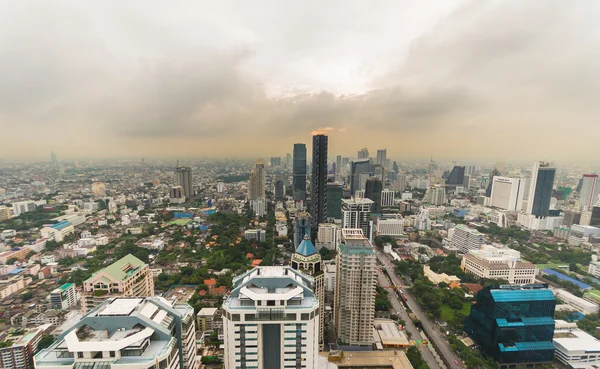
[91, 182, 107, 197]
[81, 254, 154, 312]
[0, 275, 33, 300]
[423, 265, 461, 286]
[0, 206, 11, 221]
[461, 245, 537, 284]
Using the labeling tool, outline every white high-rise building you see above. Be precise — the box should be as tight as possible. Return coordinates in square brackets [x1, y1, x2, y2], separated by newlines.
[580, 174, 600, 211]
[342, 197, 374, 242]
[381, 190, 395, 207]
[395, 172, 407, 193]
[222, 267, 319, 369]
[461, 245, 537, 284]
[334, 229, 376, 346]
[490, 176, 526, 211]
[377, 215, 404, 236]
[423, 186, 446, 205]
[449, 224, 485, 253]
[316, 223, 341, 250]
[35, 297, 198, 369]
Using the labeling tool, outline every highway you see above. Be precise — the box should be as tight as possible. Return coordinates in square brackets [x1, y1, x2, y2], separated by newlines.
[377, 251, 465, 369]
[377, 270, 444, 369]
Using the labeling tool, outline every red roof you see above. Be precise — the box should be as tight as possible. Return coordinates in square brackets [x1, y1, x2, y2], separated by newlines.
[246, 253, 254, 259]
[212, 286, 228, 296]
[463, 283, 484, 294]
[204, 278, 217, 286]
[251, 259, 262, 267]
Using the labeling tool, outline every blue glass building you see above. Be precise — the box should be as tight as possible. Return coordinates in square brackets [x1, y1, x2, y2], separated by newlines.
[464, 284, 556, 368]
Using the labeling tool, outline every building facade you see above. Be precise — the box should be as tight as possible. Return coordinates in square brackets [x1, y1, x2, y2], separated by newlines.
[294, 212, 311, 248]
[461, 245, 537, 284]
[445, 166, 465, 189]
[334, 229, 376, 346]
[341, 198, 374, 242]
[293, 143, 307, 201]
[381, 190, 395, 207]
[175, 166, 193, 199]
[449, 224, 485, 253]
[310, 134, 328, 241]
[248, 159, 266, 201]
[316, 223, 341, 251]
[222, 266, 320, 369]
[326, 183, 343, 220]
[50, 283, 79, 310]
[490, 176, 526, 211]
[579, 174, 600, 211]
[526, 161, 556, 217]
[364, 178, 383, 213]
[350, 159, 371, 195]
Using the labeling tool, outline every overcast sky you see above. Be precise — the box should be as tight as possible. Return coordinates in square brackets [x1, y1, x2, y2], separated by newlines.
[1, 0, 599, 162]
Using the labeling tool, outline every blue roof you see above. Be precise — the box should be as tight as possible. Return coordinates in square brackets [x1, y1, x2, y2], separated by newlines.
[8, 268, 23, 275]
[542, 268, 591, 289]
[491, 288, 556, 303]
[296, 235, 317, 256]
[51, 221, 73, 231]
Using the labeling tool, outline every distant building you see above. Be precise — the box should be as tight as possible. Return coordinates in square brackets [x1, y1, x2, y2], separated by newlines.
[294, 212, 311, 247]
[365, 177, 383, 213]
[490, 177, 527, 211]
[175, 165, 193, 198]
[423, 186, 446, 205]
[316, 223, 341, 251]
[465, 285, 556, 368]
[579, 174, 600, 211]
[0, 205, 11, 221]
[395, 172, 407, 193]
[449, 224, 485, 253]
[40, 221, 74, 242]
[274, 179, 285, 200]
[357, 147, 369, 159]
[351, 159, 371, 195]
[81, 254, 154, 312]
[376, 149, 386, 167]
[248, 159, 266, 201]
[170, 186, 185, 204]
[293, 143, 307, 200]
[311, 134, 328, 241]
[526, 161, 556, 217]
[0, 275, 32, 300]
[445, 166, 465, 189]
[381, 190, 395, 207]
[377, 216, 404, 236]
[423, 265, 461, 286]
[326, 183, 343, 220]
[244, 229, 266, 243]
[342, 197, 374, 242]
[91, 182, 107, 197]
[461, 245, 537, 284]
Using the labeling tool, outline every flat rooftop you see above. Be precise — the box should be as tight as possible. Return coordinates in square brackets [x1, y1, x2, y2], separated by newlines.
[98, 298, 143, 316]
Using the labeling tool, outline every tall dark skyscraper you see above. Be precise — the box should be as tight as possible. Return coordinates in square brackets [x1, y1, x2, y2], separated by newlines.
[365, 177, 383, 213]
[326, 183, 343, 219]
[445, 165, 465, 189]
[527, 161, 556, 217]
[351, 159, 371, 195]
[310, 134, 328, 240]
[293, 143, 307, 200]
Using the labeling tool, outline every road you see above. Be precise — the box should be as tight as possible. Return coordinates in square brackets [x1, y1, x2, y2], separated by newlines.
[377, 270, 443, 369]
[377, 251, 465, 369]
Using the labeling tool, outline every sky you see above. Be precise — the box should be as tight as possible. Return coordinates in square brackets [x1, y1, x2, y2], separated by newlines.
[1, 0, 599, 162]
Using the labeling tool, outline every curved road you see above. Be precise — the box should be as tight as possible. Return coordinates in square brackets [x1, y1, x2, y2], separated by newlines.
[377, 252, 465, 369]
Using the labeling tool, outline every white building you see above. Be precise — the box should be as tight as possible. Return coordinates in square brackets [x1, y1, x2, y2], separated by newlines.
[35, 297, 198, 369]
[553, 320, 600, 368]
[50, 283, 79, 310]
[381, 190, 395, 207]
[449, 224, 485, 253]
[423, 186, 446, 206]
[377, 216, 404, 236]
[490, 176, 526, 211]
[414, 208, 430, 231]
[342, 197, 374, 242]
[569, 225, 600, 246]
[579, 174, 600, 211]
[91, 182, 107, 197]
[517, 213, 564, 231]
[588, 256, 600, 278]
[461, 245, 537, 284]
[324, 261, 336, 292]
[553, 288, 599, 315]
[316, 223, 341, 251]
[11, 200, 39, 217]
[244, 229, 266, 243]
[250, 198, 266, 217]
[334, 229, 376, 346]
[40, 221, 75, 242]
[222, 266, 319, 369]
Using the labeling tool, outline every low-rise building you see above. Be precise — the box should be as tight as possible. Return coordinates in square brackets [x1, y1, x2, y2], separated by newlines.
[244, 229, 266, 242]
[461, 245, 537, 284]
[40, 221, 74, 242]
[196, 307, 219, 332]
[553, 288, 599, 315]
[423, 265, 461, 287]
[553, 320, 600, 368]
[0, 275, 32, 300]
[0, 248, 30, 264]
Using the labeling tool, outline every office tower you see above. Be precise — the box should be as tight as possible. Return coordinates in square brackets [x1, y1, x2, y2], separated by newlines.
[490, 177, 526, 211]
[222, 267, 320, 369]
[464, 285, 556, 368]
[376, 149, 387, 167]
[294, 212, 311, 247]
[291, 235, 325, 350]
[248, 159, 266, 201]
[334, 229, 376, 346]
[326, 182, 343, 219]
[445, 165, 465, 189]
[336, 155, 342, 179]
[449, 224, 485, 253]
[175, 165, 193, 198]
[91, 181, 107, 197]
[395, 172, 407, 193]
[579, 174, 600, 211]
[0, 206, 11, 221]
[170, 186, 185, 204]
[81, 254, 154, 312]
[36, 297, 198, 369]
[270, 157, 281, 168]
[342, 157, 350, 165]
[275, 179, 285, 200]
[495, 161, 506, 173]
[423, 186, 446, 205]
[485, 169, 501, 197]
[365, 177, 383, 213]
[526, 161, 556, 217]
[357, 147, 369, 159]
[350, 159, 371, 195]
[381, 190, 395, 207]
[293, 143, 307, 200]
[342, 197, 374, 241]
[310, 134, 328, 241]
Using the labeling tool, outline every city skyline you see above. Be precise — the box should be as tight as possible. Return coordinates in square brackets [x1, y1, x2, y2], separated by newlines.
[1, 1, 600, 161]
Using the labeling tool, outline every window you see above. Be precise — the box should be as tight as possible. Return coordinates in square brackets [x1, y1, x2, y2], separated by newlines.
[232, 314, 240, 321]
[77, 352, 84, 358]
[267, 300, 275, 306]
[301, 313, 309, 320]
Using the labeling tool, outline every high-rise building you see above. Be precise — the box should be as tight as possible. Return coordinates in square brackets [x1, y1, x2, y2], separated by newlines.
[579, 174, 600, 211]
[395, 172, 407, 193]
[350, 159, 371, 195]
[392, 161, 399, 174]
[293, 143, 307, 201]
[222, 266, 320, 369]
[270, 157, 281, 168]
[335, 155, 342, 180]
[357, 148, 369, 159]
[449, 224, 485, 253]
[248, 159, 266, 201]
[286, 153, 292, 167]
[490, 177, 527, 211]
[423, 186, 447, 205]
[91, 182, 107, 197]
[326, 183, 343, 219]
[175, 165, 193, 198]
[50, 151, 57, 165]
[310, 134, 328, 240]
[1, 328, 43, 369]
[35, 297, 198, 369]
[342, 197, 374, 242]
[526, 161, 556, 217]
[365, 177, 383, 213]
[464, 285, 556, 368]
[334, 229, 376, 346]
[170, 186, 185, 204]
[81, 254, 154, 312]
[592, 204, 600, 227]
[316, 223, 341, 250]
[291, 235, 325, 350]
[294, 212, 311, 247]
[376, 149, 387, 167]
[381, 190, 395, 207]
[445, 165, 465, 189]
[275, 179, 285, 200]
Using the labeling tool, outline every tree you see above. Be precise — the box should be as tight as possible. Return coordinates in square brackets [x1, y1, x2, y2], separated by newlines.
[406, 346, 429, 369]
[21, 291, 33, 301]
[37, 335, 55, 351]
[319, 248, 335, 260]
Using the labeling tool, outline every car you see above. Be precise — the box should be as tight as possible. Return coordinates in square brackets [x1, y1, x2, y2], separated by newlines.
[454, 360, 459, 366]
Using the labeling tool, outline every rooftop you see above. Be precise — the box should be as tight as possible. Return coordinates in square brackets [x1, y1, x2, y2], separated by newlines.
[295, 235, 317, 257]
[51, 221, 73, 231]
[87, 254, 146, 282]
[491, 288, 556, 303]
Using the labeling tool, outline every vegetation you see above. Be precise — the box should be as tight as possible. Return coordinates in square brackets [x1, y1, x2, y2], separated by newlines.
[576, 314, 600, 339]
[476, 224, 531, 243]
[406, 346, 429, 369]
[201, 356, 221, 364]
[319, 247, 335, 261]
[375, 286, 392, 312]
[448, 335, 496, 369]
[37, 336, 56, 352]
[374, 235, 398, 248]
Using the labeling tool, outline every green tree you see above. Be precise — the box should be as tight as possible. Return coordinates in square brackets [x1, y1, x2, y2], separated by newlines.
[406, 346, 429, 369]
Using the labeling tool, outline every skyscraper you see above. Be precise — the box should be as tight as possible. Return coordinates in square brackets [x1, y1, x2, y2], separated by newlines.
[222, 266, 320, 369]
[376, 149, 386, 167]
[365, 177, 383, 213]
[350, 159, 371, 195]
[526, 161, 556, 217]
[293, 143, 307, 200]
[490, 176, 526, 211]
[310, 134, 328, 241]
[336, 155, 342, 180]
[275, 179, 284, 200]
[291, 235, 325, 350]
[445, 165, 465, 189]
[342, 197, 374, 241]
[175, 165, 193, 198]
[248, 159, 266, 201]
[326, 183, 343, 219]
[357, 147, 369, 159]
[579, 174, 600, 211]
[334, 229, 376, 346]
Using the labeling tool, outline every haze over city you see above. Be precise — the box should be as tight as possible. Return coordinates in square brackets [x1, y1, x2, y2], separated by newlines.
[1, 0, 599, 161]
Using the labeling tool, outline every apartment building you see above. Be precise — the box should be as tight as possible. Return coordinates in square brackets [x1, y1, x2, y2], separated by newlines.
[449, 224, 485, 253]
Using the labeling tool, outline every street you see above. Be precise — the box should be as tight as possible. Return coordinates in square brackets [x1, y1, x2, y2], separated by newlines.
[376, 252, 465, 369]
